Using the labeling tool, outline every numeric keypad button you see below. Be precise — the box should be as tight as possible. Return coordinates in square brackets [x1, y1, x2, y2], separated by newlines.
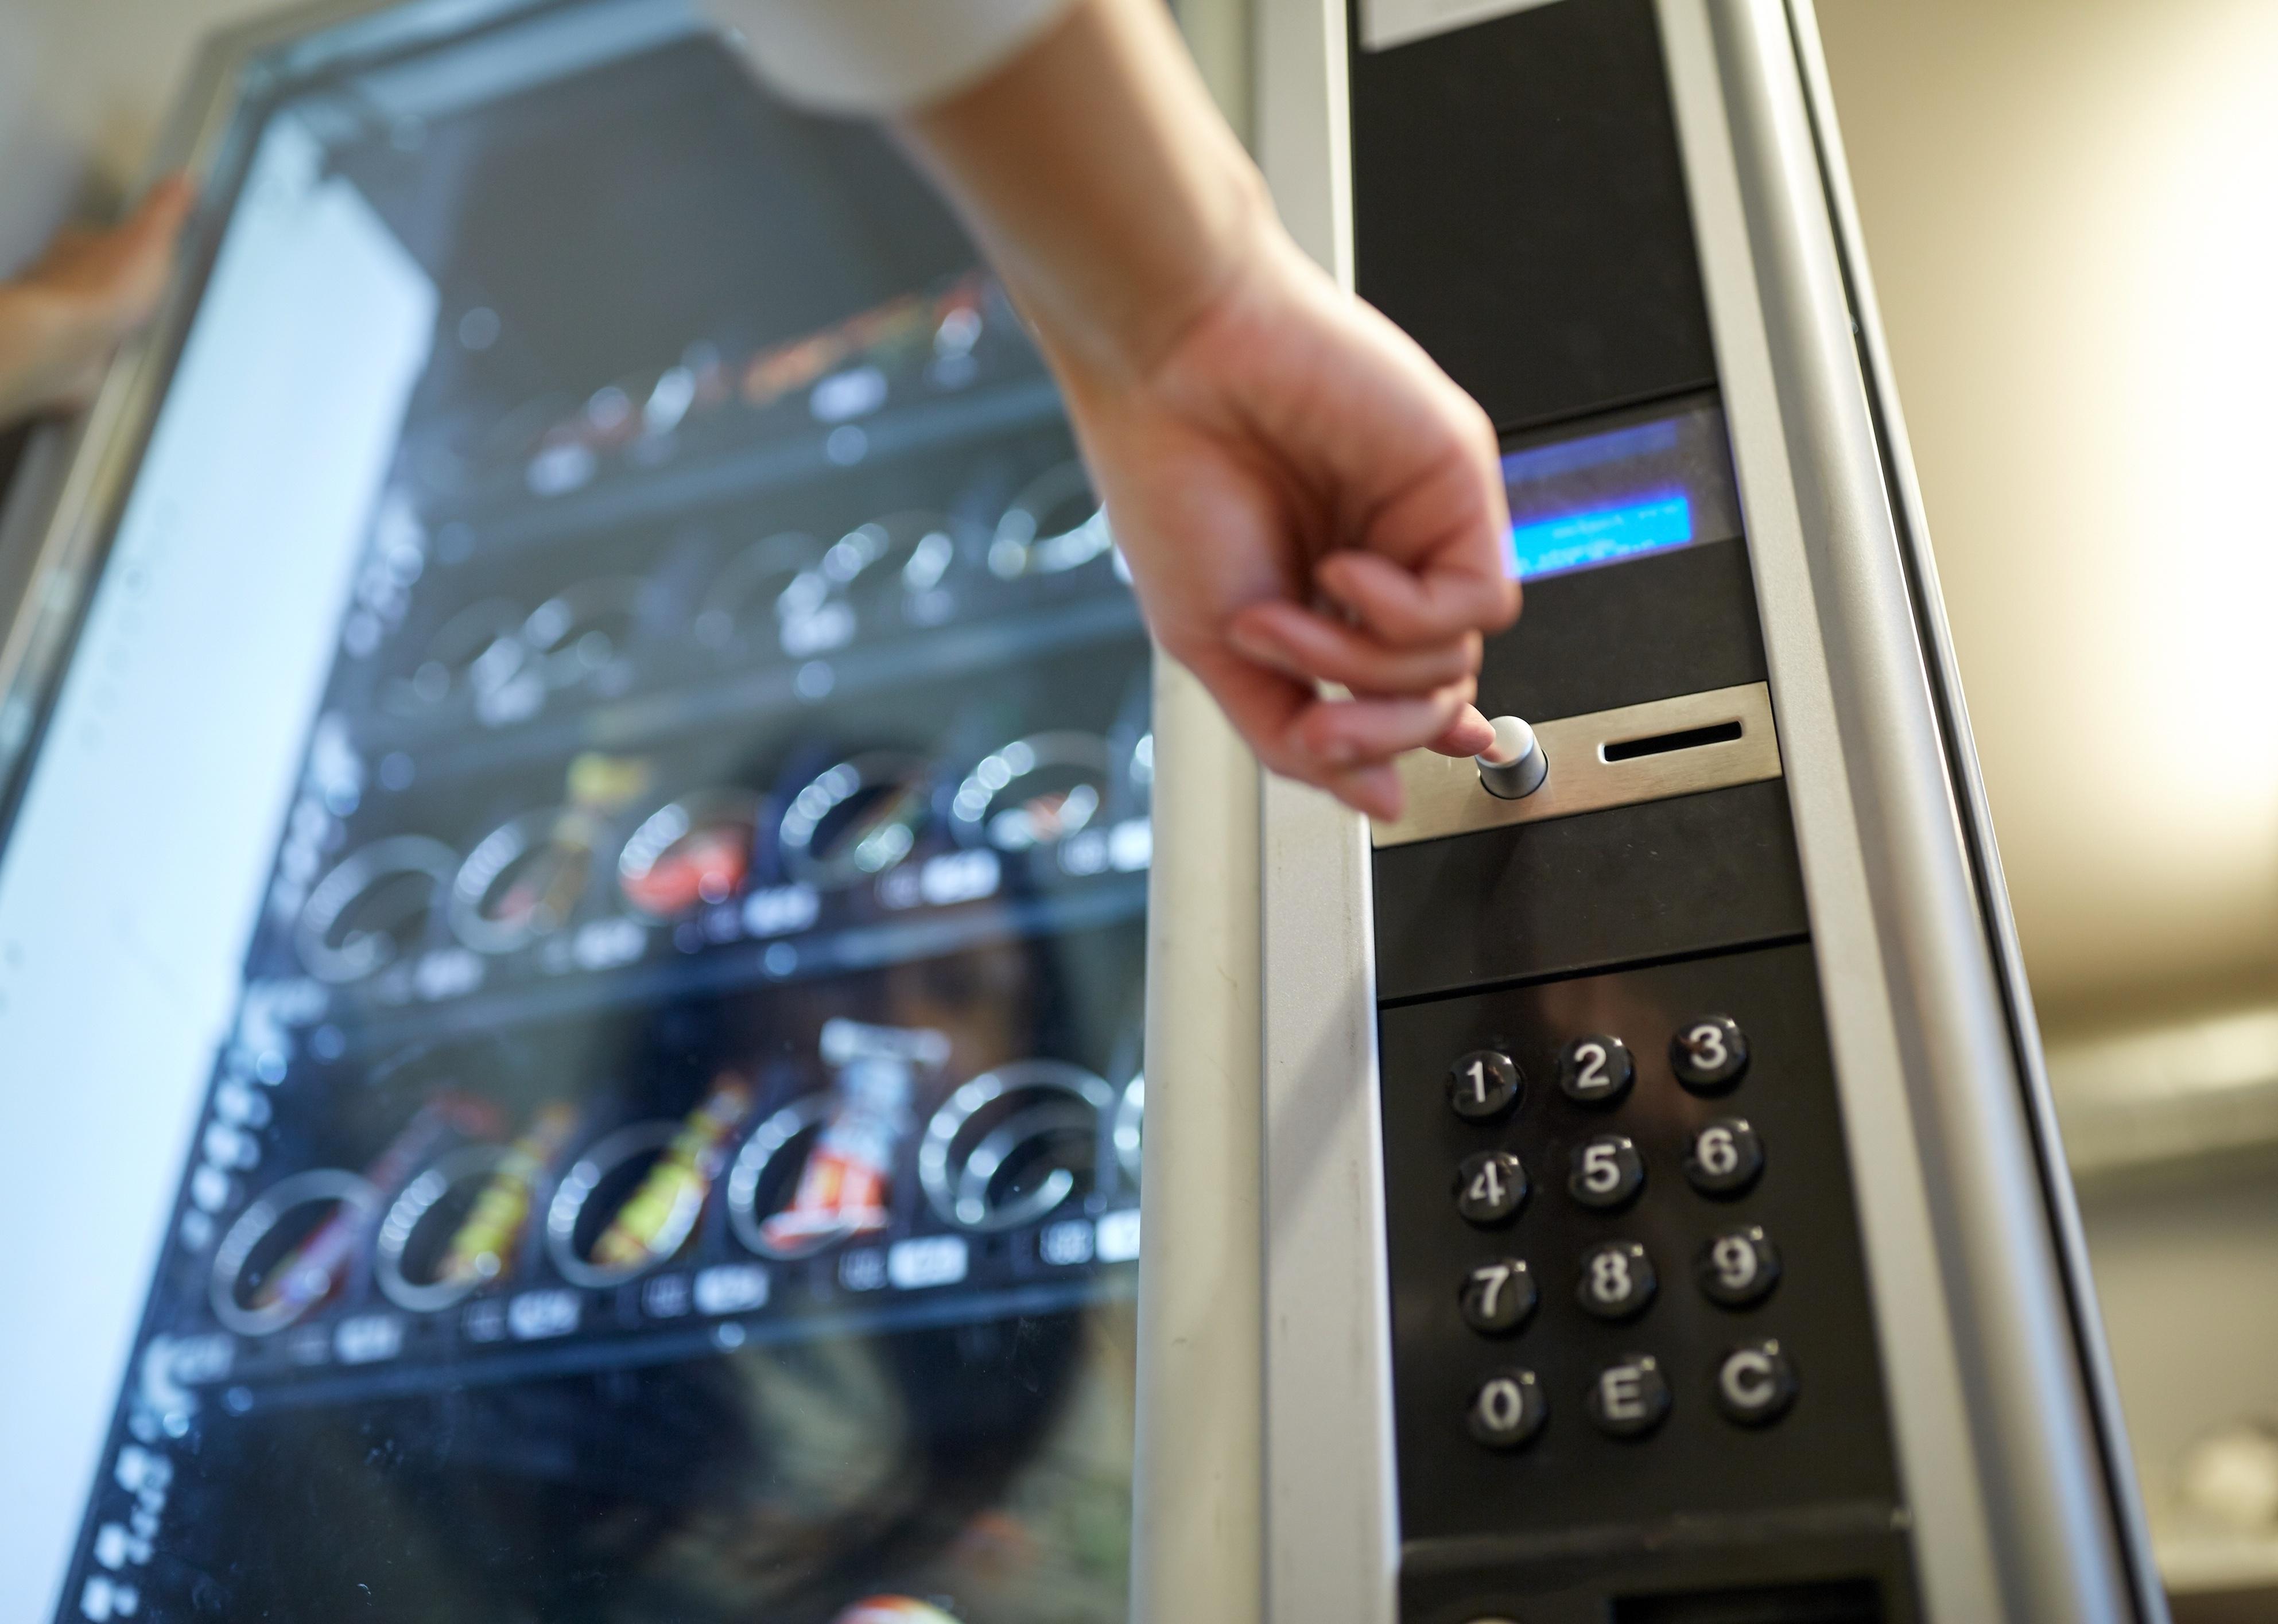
[1683, 1118, 1764, 1197]
[1468, 1368, 1547, 1450]
[1447, 1049, 1523, 1121]
[1716, 1340, 1798, 1426]
[1670, 1015, 1749, 1092]
[1455, 1151, 1529, 1226]
[1556, 1035, 1635, 1107]
[1697, 1225, 1781, 1307]
[1575, 1240, 1656, 1320]
[1460, 1258, 1539, 1335]
[1586, 1354, 1671, 1437]
[1567, 1134, 1644, 1210]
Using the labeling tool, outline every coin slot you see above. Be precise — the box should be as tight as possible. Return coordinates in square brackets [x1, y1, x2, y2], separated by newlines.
[1599, 718, 1744, 763]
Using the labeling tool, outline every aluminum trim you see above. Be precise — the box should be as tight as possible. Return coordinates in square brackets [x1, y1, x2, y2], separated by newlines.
[1782, 6, 2170, 1616]
[1256, 4, 1400, 1622]
[1664, 1, 2137, 1617]
[1369, 681, 1782, 848]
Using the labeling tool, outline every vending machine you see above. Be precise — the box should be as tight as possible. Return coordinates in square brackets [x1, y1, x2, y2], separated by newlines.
[0, 1, 2166, 1623]
[0, 4, 1145, 1620]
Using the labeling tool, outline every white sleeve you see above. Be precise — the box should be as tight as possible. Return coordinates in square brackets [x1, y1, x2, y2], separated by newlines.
[703, 0, 1081, 115]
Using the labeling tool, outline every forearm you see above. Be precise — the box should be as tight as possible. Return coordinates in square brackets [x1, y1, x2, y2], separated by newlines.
[897, 0, 1273, 383]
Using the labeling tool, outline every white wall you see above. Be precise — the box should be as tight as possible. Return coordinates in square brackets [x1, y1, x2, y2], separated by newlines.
[0, 0, 278, 275]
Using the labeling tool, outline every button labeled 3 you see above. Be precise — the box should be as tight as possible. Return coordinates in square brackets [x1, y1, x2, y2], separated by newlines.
[1670, 1015, 1749, 1092]
[1468, 1367, 1547, 1449]
[1575, 1239, 1656, 1319]
[1447, 1049, 1522, 1122]
[1716, 1339, 1798, 1425]
[1556, 1034, 1634, 1107]
[1587, 1353, 1671, 1437]
[1456, 1151, 1528, 1226]
[1567, 1133, 1644, 1210]
[1683, 1118, 1764, 1196]
[1460, 1257, 1538, 1335]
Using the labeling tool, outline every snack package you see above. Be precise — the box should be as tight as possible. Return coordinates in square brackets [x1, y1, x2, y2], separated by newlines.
[437, 1101, 581, 1287]
[759, 1020, 948, 1250]
[589, 1074, 754, 1271]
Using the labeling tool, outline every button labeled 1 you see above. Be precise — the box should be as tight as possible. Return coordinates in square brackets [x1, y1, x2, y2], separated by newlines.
[1448, 1049, 1522, 1121]
[1575, 1240, 1655, 1320]
[1468, 1367, 1547, 1449]
[1717, 1339, 1798, 1425]
[1557, 1035, 1634, 1106]
[1460, 1258, 1538, 1335]
[1567, 1134, 1644, 1210]
[1684, 1118, 1764, 1196]
[1456, 1151, 1528, 1226]
[1588, 1354, 1671, 1437]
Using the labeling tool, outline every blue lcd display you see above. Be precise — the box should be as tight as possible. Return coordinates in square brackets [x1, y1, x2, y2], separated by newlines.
[1506, 492, 1693, 579]
[1498, 399, 1738, 581]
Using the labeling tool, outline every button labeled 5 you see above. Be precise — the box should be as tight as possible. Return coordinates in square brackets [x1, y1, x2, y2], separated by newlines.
[1567, 1133, 1644, 1210]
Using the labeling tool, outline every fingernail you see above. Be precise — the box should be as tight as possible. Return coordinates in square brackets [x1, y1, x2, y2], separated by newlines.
[1228, 624, 1287, 670]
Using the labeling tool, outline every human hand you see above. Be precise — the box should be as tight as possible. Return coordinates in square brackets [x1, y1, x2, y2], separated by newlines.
[1045, 216, 1518, 820]
[0, 174, 195, 429]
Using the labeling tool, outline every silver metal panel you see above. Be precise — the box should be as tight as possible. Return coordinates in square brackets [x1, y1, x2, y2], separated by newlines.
[1370, 681, 1782, 848]
[1662, 1, 2144, 1617]
[1256, 3, 1402, 1623]
[1782, 6, 2170, 1616]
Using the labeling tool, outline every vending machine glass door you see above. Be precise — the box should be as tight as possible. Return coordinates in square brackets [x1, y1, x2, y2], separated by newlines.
[0, 5, 1146, 1621]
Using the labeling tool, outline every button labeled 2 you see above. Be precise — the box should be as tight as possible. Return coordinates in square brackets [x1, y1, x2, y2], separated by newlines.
[1456, 1151, 1528, 1226]
[1447, 1049, 1522, 1121]
[1460, 1257, 1538, 1335]
[1468, 1368, 1547, 1449]
[1567, 1133, 1644, 1210]
[1575, 1239, 1656, 1320]
[1556, 1035, 1634, 1106]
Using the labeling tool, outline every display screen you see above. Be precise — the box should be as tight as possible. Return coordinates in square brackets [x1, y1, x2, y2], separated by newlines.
[0, 7, 1142, 1622]
[1500, 397, 1742, 580]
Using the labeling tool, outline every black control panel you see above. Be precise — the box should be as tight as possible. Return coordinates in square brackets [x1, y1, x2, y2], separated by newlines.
[1353, 1, 1921, 1618]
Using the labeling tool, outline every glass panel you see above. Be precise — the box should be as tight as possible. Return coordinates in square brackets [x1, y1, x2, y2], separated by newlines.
[3, 9, 1144, 1621]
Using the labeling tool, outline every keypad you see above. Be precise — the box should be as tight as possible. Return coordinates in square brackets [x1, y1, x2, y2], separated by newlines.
[1555, 1034, 1635, 1106]
[1383, 946, 1895, 1553]
[1448, 1049, 1523, 1121]
[1427, 1001, 1809, 1460]
[1567, 1132, 1644, 1210]
[1454, 1151, 1528, 1226]
[1460, 1258, 1539, 1335]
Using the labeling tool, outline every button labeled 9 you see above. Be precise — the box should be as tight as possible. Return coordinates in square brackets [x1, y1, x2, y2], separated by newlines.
[1697, 1224, 1780, 1306]
[1447, 1049, 1522, 1122]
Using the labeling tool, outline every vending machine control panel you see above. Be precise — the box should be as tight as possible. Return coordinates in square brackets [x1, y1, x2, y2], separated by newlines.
[1357, 1, 1919, 1618]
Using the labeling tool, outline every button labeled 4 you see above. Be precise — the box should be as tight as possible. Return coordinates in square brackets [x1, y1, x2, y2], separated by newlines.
[1455, 1151, 1528, 1226]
